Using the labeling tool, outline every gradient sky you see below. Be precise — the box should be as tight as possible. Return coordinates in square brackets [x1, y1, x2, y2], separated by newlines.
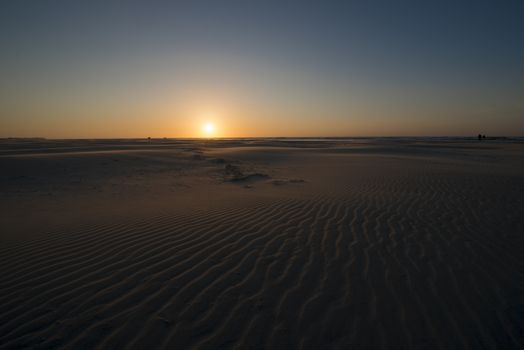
[1, 0, 523, 138]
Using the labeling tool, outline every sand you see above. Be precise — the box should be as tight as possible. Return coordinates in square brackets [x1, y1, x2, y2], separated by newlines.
[1, 138, 524, 349]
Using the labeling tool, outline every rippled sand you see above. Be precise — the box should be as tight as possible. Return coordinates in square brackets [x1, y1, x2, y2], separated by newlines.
[1, 138, 524, 349]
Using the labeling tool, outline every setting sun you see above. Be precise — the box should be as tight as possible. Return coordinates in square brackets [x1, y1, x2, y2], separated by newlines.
[202, 122, 215, 136]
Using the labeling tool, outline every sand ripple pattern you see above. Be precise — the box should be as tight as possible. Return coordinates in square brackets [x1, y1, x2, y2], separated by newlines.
[1, 173, 524, 349]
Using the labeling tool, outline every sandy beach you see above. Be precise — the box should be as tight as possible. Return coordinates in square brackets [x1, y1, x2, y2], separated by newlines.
[1, 138, 524, 349]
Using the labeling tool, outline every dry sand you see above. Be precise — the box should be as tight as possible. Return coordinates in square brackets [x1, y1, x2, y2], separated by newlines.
[1, 138, 524, 349]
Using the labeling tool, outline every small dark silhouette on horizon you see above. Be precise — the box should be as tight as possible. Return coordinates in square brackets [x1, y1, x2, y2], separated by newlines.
[478, 134, 488, 141]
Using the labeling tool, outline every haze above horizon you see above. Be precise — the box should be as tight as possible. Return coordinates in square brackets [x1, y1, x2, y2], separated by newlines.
[1, 0, 523, 138]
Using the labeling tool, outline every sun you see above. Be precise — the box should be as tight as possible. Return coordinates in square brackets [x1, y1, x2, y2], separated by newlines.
[202, 122, 215, 136]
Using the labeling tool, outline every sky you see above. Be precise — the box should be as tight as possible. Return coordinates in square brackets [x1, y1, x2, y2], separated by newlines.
[1, 0, 523, 138]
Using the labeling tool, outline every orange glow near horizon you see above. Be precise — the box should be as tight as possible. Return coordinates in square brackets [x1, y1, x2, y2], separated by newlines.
[2, 90, 523, 139]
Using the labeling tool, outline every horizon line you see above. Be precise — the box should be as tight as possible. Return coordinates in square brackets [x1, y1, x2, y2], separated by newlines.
[1, 135, 521, 141]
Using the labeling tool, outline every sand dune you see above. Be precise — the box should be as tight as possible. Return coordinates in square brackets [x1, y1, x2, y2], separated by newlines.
[1, 139, 524, 349]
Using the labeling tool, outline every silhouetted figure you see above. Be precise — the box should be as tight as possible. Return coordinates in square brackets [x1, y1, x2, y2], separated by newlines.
[483, 135, 487, 140]
[478, 134, 482, 141]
